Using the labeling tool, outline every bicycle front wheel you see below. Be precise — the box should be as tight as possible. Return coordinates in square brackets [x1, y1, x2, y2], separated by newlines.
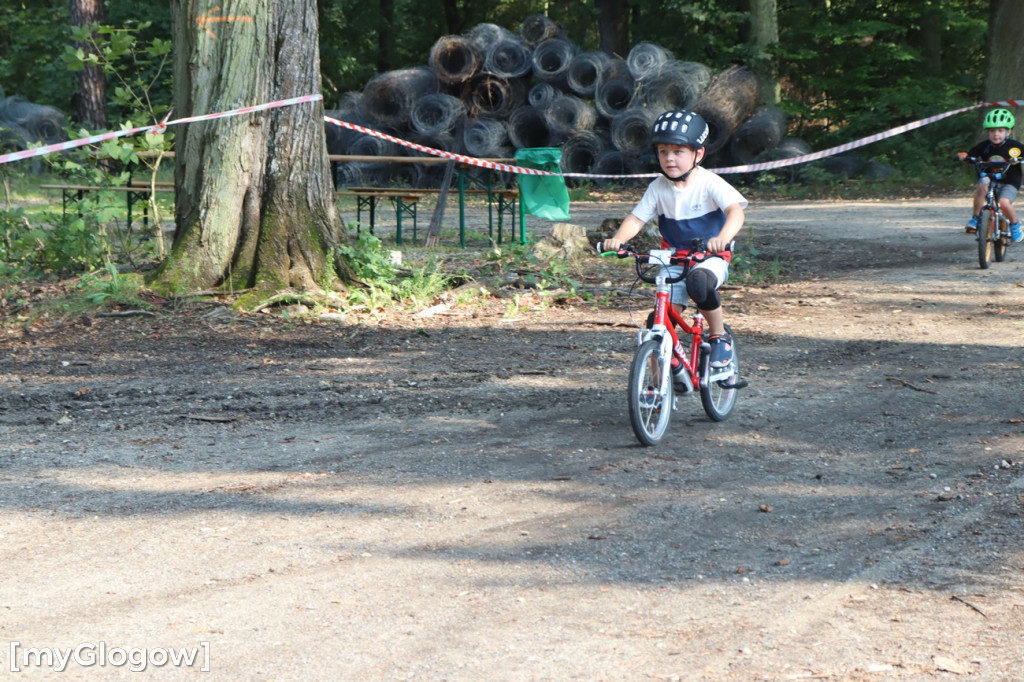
[627, 338, 673, 446]
[978, 210, 993, 269]
[700, 325, 740, 422]
[994, 214, 1007, 262]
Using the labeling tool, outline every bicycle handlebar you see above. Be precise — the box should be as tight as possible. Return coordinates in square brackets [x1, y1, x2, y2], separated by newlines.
[956, 153, 1020, 181]
[596, 238, 729, 285]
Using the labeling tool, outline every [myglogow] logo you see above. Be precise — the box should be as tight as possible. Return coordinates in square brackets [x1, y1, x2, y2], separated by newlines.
[8, 641, 210, 673]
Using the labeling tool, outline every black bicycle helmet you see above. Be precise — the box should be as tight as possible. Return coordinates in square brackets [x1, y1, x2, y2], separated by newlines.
[651, 110, 709, 150]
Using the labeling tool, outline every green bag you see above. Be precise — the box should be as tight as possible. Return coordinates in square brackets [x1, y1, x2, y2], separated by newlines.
[514, 147, 571, 221]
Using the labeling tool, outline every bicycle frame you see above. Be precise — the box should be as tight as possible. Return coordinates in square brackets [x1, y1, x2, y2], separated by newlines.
[606, 241, 744, 444]
[637, 250, 735, 393]
[647, 253, 704, 393]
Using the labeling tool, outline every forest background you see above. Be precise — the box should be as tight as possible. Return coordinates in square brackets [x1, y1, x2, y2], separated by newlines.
[0, 0, 1009, 183]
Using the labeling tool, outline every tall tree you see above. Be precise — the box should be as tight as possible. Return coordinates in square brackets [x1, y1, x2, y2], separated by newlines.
[985, 0, 1024, 119]
[748, 0, 779, 105]
[69, 0, 108, 130]
[595, 0, 629, 57]
[378, 0, 395, 72]
[156, 0, 344, 302]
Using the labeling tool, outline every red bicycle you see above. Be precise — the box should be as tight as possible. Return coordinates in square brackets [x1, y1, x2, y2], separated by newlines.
[599, 239, 747, 446]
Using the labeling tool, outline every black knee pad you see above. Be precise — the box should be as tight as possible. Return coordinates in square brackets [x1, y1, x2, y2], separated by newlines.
[686, 269, 720, 311]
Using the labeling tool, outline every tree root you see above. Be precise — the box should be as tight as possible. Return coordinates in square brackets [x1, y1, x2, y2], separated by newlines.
[243, 291, 335, 314]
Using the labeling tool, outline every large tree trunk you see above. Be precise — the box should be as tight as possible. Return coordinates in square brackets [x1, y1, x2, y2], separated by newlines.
[986, 0, 1024, 122]
[156, 0, 344, 301]
[595, 0, 629, 57]
[69, 0, 108, 130]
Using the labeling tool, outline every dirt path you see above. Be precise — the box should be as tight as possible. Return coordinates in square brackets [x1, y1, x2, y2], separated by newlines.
[2, 197, 1023, 680]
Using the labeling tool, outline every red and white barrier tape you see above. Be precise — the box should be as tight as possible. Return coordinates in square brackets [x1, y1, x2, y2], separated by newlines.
[708, 100, 1024, 175]
[6, 94, 1020, 179]
[0, 94, 322, 167]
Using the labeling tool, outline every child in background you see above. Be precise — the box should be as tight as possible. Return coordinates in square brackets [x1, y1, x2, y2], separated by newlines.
[959, 108, 1023, 242]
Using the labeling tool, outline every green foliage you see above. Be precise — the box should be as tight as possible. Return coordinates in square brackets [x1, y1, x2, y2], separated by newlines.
[0, 2, 73, 108]
[73, 261, 143, 306]
[0, 205, 111, 280]
[776, 0, 986, 151]
[62, 20, 173, 135]
[336, 232, 451, 311]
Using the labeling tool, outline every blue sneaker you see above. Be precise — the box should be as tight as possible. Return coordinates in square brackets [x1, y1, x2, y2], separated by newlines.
[709, 333, 733, 368]
[965, 215, 979, 233]
[1011, 221, 1023, 243]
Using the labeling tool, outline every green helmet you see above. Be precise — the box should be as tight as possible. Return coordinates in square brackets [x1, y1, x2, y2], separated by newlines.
[983, 108, 1015, 129]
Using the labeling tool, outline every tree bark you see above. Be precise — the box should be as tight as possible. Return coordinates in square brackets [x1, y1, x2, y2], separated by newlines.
[69, 0, 108, 130]
[747, 0, 780, 106]
[378, 0, 395, 73]
[985, 0, 1024, 122]
[156, 0, 344, 300]
[595, 0, 629, 58]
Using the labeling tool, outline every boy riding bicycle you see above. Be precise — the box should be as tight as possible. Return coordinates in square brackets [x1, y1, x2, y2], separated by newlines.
[959, 108, 1023, 243]
[602, 109, 747, 372]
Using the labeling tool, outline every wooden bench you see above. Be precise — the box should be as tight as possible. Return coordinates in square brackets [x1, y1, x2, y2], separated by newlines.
[40, 183, 173, 231]
[335, 185, 520, 246]
[330, 155, 525, 247]
[335, 188, 424, 244]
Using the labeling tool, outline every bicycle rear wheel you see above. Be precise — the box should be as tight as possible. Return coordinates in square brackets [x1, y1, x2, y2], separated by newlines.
[978, 210, 993, 269]
[700, 324, 740, 422]
[994, 213, 1007, 262]
[627, 338, 673, 446]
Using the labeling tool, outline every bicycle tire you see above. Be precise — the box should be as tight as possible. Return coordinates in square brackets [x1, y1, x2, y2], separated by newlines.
[627, 338, 673, 446]
[700, 324, 740, 422]
[994, 213, 1007, 262]
[978, 210, 993, 269]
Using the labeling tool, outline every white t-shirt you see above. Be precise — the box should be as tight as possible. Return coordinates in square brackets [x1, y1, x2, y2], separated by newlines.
[631, 168, 747, 250]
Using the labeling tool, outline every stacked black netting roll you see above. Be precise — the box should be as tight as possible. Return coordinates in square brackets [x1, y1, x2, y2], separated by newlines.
[691, 65, 760, 155]
[531, 38, 578, 89]
[544, 93, 597, 144]
[520, 14, 562, 46]
[0, 96, 67, 148]
[410, 93, 467, 138]
[561, 130, 605, 174]
[463, 74, 525, 119]
[627, 42, 673, 82]
[484, 36, 533, 79]
[729, 105, 787, 164]
[528, 83, 558, 110]
[467, 23, 515, 50]
[462, 117, 511, 158]
[507, 105, 552, 149]
[429, 35, 481, 86]
[748, 137, 812, 181]
[362, 66, 439, 130]
[640, 61, 712, 111]
[594, 58, 636, 119]
[566, 51, 612, 99]
[325, 108, 371, 155]
[610, 106, 658, 156]
[337, 17, 789, 185]
[593, 150, 630, 180]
